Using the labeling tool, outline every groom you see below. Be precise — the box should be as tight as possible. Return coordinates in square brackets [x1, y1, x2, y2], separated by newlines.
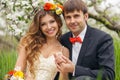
[54, 0, 115, 80]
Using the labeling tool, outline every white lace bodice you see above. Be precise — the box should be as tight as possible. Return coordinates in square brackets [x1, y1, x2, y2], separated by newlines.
[27, 52, 62, 80]
[35, 54, 57, 80]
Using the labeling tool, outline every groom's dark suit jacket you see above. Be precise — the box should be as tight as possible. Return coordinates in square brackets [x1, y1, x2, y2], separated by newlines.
[55, 25, 115, 80]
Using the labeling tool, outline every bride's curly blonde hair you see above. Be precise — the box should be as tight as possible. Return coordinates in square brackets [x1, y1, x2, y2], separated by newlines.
[18, 9, 62, 77]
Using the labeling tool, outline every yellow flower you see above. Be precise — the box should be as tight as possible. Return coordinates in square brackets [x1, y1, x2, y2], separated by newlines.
[13, 71, 24, 78]
[56, 3, 63, 10]
[51, 4, 57, 10]
[56, 7, 62, 15]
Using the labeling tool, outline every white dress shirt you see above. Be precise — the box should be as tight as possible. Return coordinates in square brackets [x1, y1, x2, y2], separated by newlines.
[72, 26, 87, 65]
[72, 26, 87, 76]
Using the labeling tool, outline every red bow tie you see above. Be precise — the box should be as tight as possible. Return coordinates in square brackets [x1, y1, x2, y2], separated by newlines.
[69, 37, 82, 44]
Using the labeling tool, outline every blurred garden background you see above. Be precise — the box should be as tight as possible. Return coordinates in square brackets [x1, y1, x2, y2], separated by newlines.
[0, 0, 120, 80]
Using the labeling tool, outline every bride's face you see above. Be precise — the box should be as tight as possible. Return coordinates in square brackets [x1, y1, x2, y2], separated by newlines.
[40, 14, 59, 39]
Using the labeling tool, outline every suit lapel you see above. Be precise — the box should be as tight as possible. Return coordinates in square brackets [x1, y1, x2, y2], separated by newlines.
[77, 26, 92, 65]
[68, 43, 72, 60]
[67, 33, 73, 60]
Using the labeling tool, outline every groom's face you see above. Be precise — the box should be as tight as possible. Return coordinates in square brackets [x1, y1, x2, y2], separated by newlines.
[64, 10, 88, 36]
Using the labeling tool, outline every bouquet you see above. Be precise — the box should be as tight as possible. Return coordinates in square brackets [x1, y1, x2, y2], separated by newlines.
[4, 66, 24, 80]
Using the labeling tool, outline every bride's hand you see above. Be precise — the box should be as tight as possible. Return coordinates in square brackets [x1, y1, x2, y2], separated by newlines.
[54, 54, 75, 73]
[54, 54, 67, 65]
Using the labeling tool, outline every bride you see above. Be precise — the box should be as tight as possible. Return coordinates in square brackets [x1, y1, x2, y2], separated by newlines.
[14, 2, 69, 80]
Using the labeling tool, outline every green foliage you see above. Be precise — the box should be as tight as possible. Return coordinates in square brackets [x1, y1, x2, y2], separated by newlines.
[97, 0, 103, 4]
[0, 50, 17, 80]
[112, 16, 120, 21]
[114, 38, 120, 80]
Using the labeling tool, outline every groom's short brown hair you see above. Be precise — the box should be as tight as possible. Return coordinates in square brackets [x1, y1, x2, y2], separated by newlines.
[63, 0, 88, 14]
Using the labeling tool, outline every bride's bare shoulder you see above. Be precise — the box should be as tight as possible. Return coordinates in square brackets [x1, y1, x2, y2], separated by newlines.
[62, 46, 69, 58]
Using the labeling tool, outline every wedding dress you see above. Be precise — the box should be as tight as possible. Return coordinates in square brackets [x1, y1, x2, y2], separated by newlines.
[27, 52, 62, 80]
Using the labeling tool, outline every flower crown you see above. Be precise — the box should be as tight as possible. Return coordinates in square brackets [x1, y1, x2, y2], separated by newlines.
[43, 2, 63, 15]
